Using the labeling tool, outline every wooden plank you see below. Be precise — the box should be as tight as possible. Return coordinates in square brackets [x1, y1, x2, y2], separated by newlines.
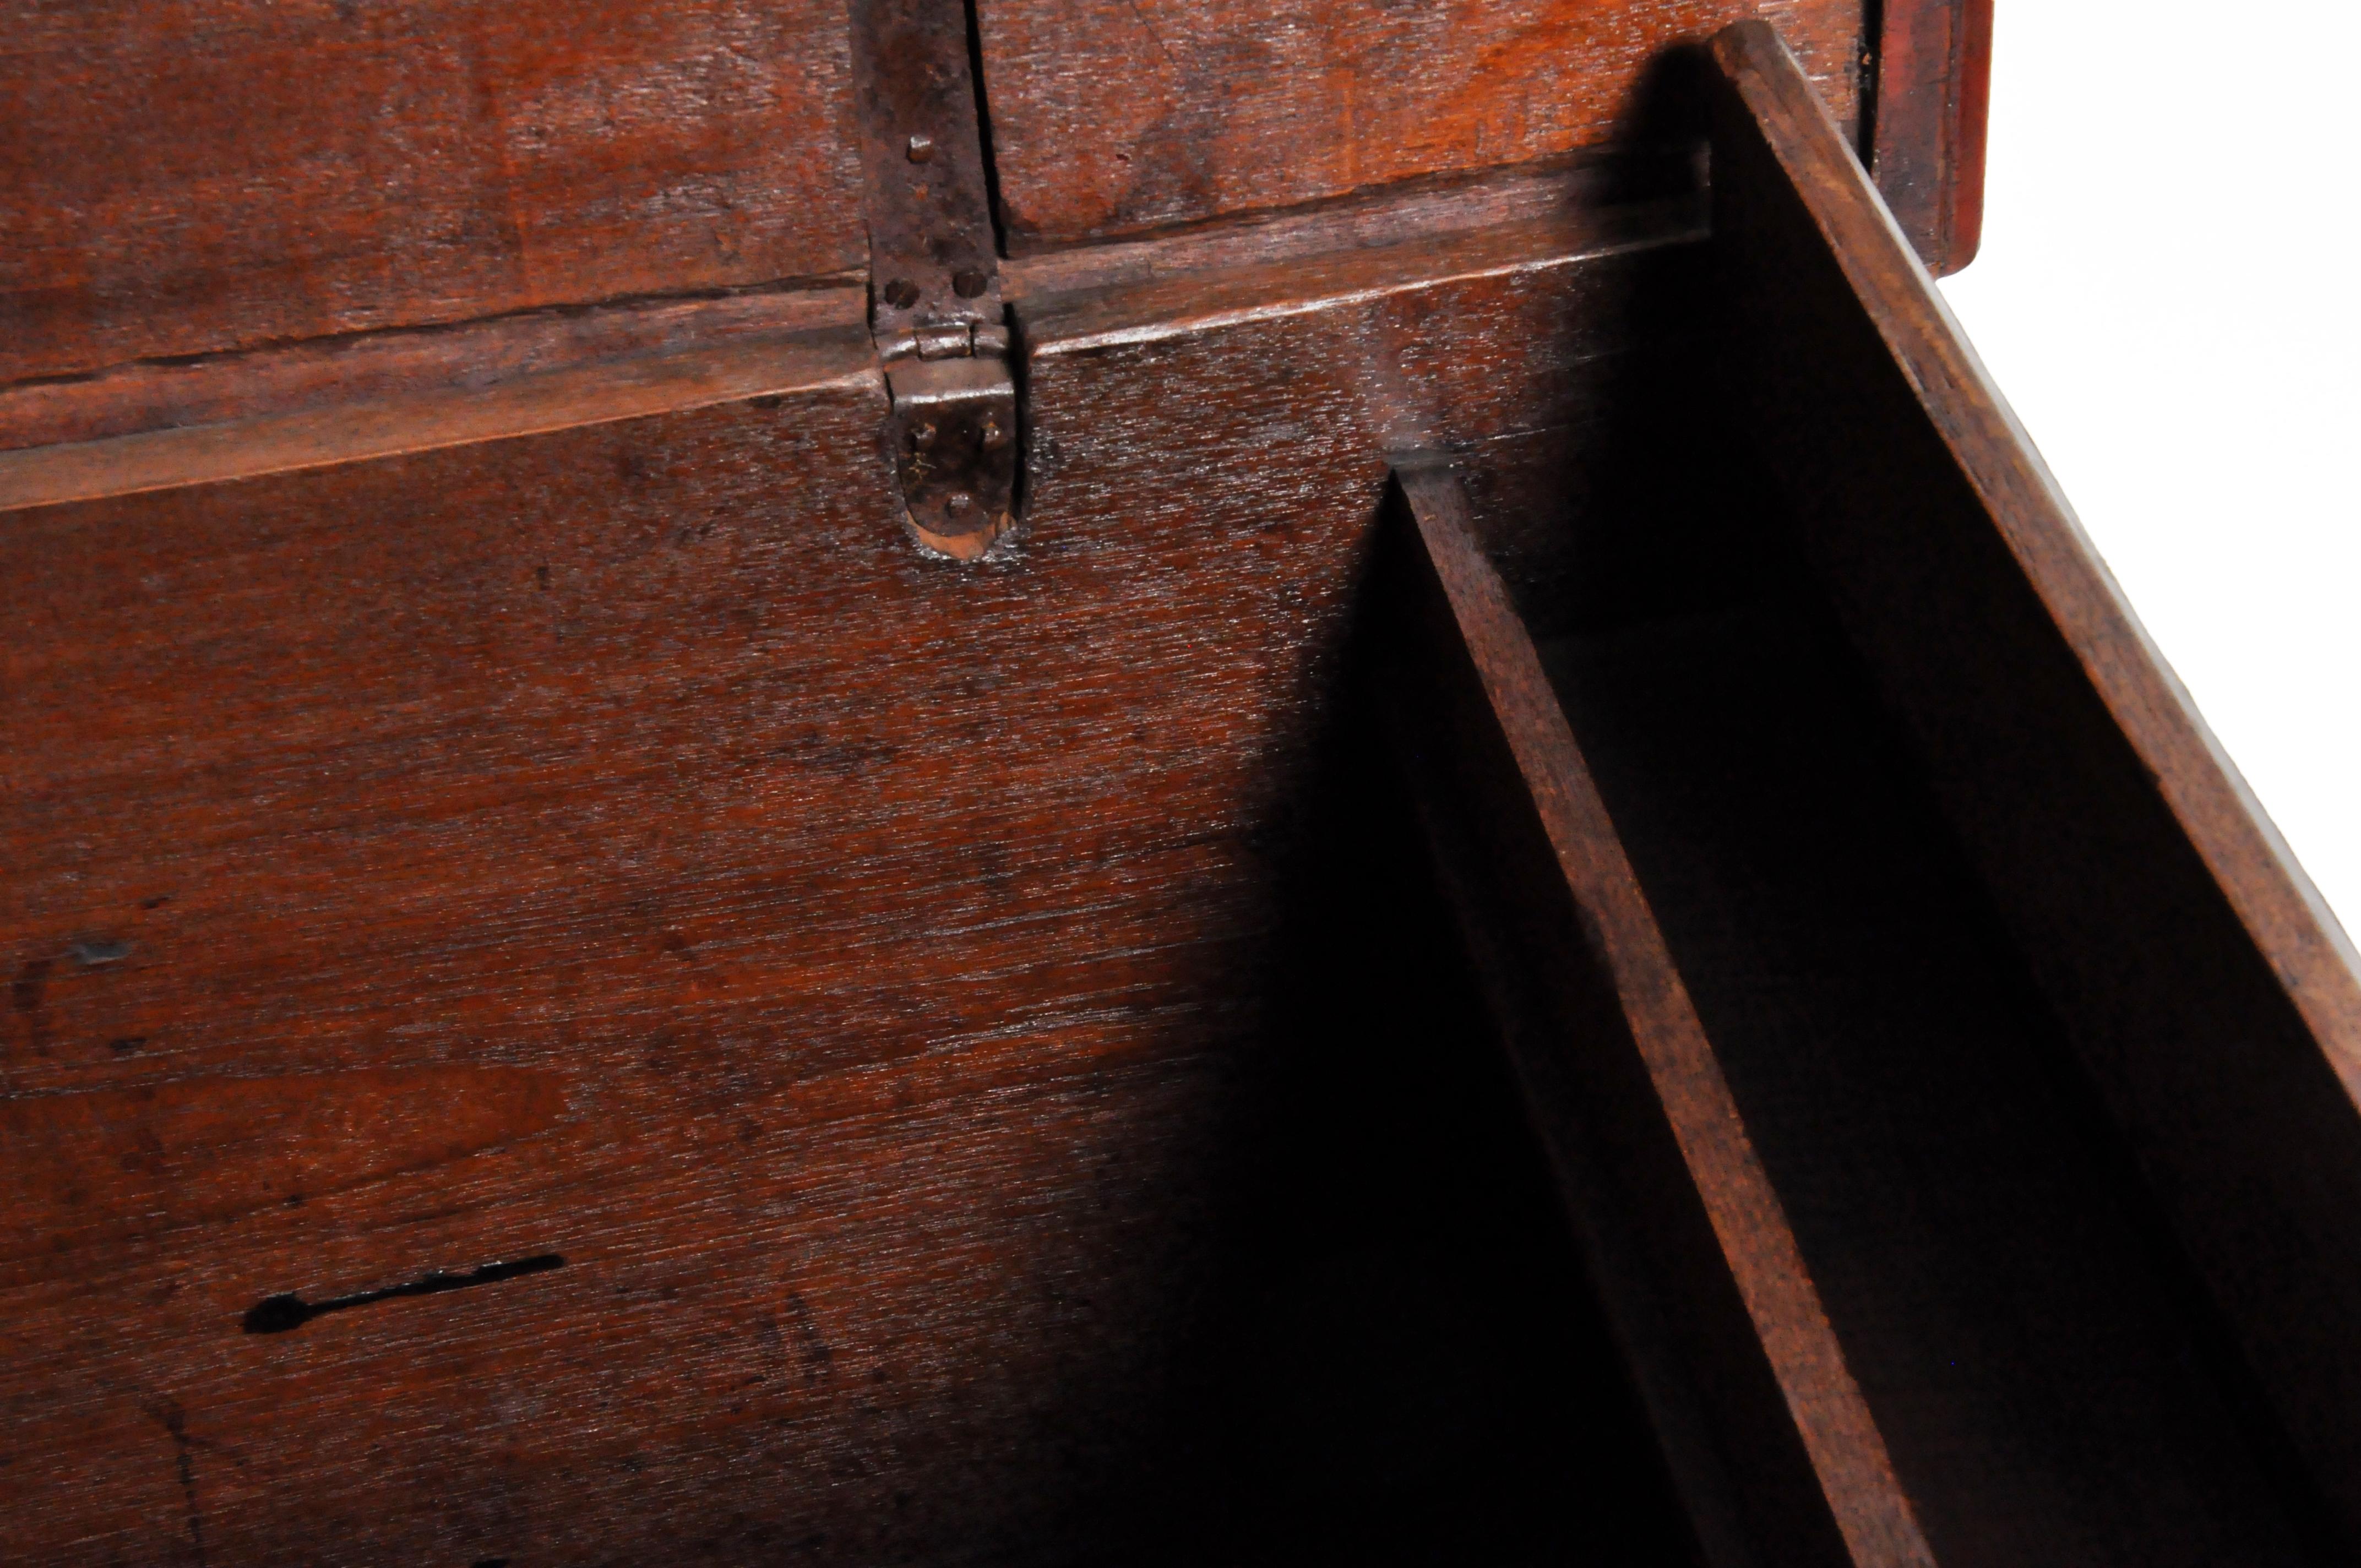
[1708, 18, 2361, 1551]
[0, 0, 867, 384]
[0, 304, 874, 514]
[972, 0, 1867, 251]
[1000, 154, 1704, 302]
[0, 282, 867, 455]
[1865, 0, 1993, 271]
[1381, 463, 1935, 1568]
[1018, 193, 1706, 355]
[0, 381, 1305, 1559]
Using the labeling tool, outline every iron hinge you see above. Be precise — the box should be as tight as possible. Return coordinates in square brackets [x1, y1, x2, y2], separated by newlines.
[850, 0, 1019, 561]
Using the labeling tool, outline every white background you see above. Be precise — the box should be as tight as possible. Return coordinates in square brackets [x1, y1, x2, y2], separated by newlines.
[1939, 1, 2361, 936]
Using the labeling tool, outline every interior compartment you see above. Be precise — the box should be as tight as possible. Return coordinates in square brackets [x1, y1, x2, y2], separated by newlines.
[1533, 494, 2327, 1564]
[1398, 271, 2346, 1559]
[1133, 689, 1702, 1566]
[1, 18, 2336, 1559]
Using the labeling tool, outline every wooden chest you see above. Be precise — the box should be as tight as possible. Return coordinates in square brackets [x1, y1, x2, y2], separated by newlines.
[7, 3, 2360, 1563]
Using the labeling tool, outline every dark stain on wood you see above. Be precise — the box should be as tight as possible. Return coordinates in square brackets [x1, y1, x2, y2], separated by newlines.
[243, 1253, 566, 1335]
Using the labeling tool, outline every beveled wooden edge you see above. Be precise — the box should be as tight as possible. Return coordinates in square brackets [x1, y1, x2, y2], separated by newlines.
[1389, 460, 1937, 1568]
[0, 170, 1711, 515]
[999, 148, 1704, 303]
[1018, 192, 1710, 358]
[1867, 0, 1993, 273]
[1715, 17, 2361, 1090]
[0, 322, 882, 515]
[1712, 20, 2361, 1547]
[0, 280, 868, 455]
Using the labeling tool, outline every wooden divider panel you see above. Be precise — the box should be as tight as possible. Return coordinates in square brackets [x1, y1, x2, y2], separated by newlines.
[1380, 464, 1934, 1568]
[1379, 271, 2336, 1568]
[1709, 19, 2361, 1551]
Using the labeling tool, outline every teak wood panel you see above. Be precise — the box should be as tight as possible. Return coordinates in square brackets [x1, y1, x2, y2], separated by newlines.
[1707, 20, 2361, 1553]
[0, 382, 1299, 1563]
[0, 282, 870, 457]
[0, 15, 2266, 1559]
[0, 0, 867, 384]
[0, 202, 1706, 1560]
[0, 309, 878, 513]
[1382, 466, 1934, 1568]
[973, 0, 1865, 251]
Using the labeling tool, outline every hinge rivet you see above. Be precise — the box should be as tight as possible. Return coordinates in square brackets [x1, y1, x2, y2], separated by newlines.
[952, 268, 988, 298]
[906, 133, 935, 163]
[946, 492, 976, 518]
[882, 277, 920, 308]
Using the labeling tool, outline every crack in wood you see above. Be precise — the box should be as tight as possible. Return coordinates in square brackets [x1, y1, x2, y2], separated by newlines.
[243, 1254, 567, 1335]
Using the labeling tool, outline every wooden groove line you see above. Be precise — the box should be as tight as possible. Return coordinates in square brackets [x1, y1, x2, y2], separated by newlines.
[0, 328, 883, 516]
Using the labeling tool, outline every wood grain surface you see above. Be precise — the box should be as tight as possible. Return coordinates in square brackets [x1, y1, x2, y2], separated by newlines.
[1710, 19, 2361, 1551]
[1539, 580, 2329, 1567]
[0, 283, 868, 456]
[0, 190, 1715, 1560]
[972, 0, 1865, 251]
[1382, 465, 1934, 1568]
[0, 307, 875, 513]
[1392, 449, 2342, 1565]
[0, 0, 866, 384]
[0, 13, 2292, 1551]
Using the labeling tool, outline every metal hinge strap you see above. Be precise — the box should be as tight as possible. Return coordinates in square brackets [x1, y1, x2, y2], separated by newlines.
[848, 0, 1019, 560]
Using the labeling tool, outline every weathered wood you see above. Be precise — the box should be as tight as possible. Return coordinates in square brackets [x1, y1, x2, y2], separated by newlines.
[0, 0, 1993, 396]
[1709, 18, 2361, 1550]
[1000, 153, 1704, 302]
[0, 197, 1714, 1560]
[0, 0, 867, 384]
[0, 283, 867, 455]
[0, 302, 874, 512]
[972, 0, 1868, 251]
[1381, 462, 1934, 1568]
[0, 5, 2287, 1554]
